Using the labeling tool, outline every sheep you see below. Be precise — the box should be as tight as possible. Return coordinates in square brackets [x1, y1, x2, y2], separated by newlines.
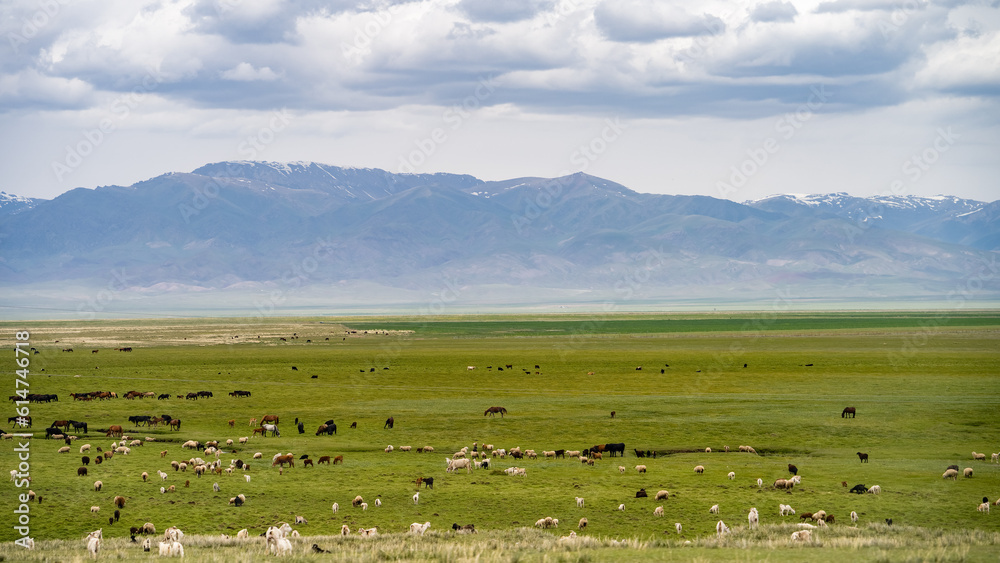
[618, 465, 626, 474]
[694, 465, 705, 474]
[868, 485, 881, 494]
[409, 521, 431, 535]
[413, 492, 420, 505]
[618, 503, 625, 511]
[558, 531, 578, 543]
[655, 490, 669, 500]
[757, 478, 764, 488]
[90, 506, 99, 513]
[578, 517, 588, 529]
[360, 502, 368, 511]
[780, 504, 796, 516]
[341, 524, 350, 536]
[812, 510, 827, 522]
[295, 515, 308, 524]
[709, 504, 719, 514]
[851, 511, 858, 523]
[705, 447, 712, 453]
[534, 518, 547, 528]
[972, 451, 987, 461]
[385, 445, 394, 453]
[575, 496, 584, 508]
[58, 446, 70, 453]
[978, 502, 990, 513]
[80, 444, 91, 453]
[791, 529, 812, 541]
[142, 522, 156, 535]
[374, 498, 381, 507]
[635, 464, 647, 474]
[654, 506, 664, 517]
[748, 507, 759, 529]
[93, 480, 103, 492]
[675, 522, 683, 534]
[352, 495, 364, 507]
[158, 470, 168, 481]
[964, 467, 974, 478]
[728, 471, 735, 480]
[716, 520, 730, 537]
[942, 469, 959, 480]
[245, 474, 251, 483]
[790, 475, 802, 485]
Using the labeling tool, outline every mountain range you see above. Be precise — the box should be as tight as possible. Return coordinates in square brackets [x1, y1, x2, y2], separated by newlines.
[1, 161, 997, 315]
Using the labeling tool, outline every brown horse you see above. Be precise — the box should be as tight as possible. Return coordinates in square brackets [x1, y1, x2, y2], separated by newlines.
[384, 416, 394, 429]
[484, 406, 507, 418]
[168, 419, 181, 431]
[272, 454, 294, 467]
[260, 415, 279, 425]
[106, 425, 123, 437]
[842, 407, 856, 418]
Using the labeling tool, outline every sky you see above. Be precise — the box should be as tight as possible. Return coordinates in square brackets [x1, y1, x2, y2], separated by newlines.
[1, 0, 998, 203]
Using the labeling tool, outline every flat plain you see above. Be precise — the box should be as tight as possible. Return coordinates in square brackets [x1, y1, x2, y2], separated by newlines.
[1, 311, 998, 561]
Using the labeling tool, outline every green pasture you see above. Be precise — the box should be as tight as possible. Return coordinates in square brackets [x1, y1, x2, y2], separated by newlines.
[0, 312, 998, 561]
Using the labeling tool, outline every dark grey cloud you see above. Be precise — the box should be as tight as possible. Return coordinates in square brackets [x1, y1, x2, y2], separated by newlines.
[457, 0, 555, 23]
[750, 1, 799, 22]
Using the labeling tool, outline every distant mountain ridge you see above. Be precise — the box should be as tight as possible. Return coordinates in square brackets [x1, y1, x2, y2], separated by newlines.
[1, 161, 997, 308]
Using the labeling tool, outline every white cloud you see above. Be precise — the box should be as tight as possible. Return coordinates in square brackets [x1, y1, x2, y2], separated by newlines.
[221, 62, 281, 81]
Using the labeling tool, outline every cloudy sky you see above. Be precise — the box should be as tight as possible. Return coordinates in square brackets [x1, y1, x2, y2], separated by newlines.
[2, 0, 998, 202]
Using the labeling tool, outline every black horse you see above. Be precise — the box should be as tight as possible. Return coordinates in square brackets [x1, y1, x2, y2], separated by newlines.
[71, 420, 88, 433]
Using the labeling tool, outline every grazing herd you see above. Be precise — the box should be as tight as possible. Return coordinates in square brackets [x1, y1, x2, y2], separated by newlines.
[15, 371, 997, 559]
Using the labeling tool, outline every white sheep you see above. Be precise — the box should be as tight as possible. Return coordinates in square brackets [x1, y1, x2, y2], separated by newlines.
[90, 506, 99, 513]
[361, 502, 368, 511]
[715, 520, 729, 537]
[757, 478, 763, 488]
[779, 504, 796, 516]
[575, 496, 584, 508]
[710, 504, 719, 514]
[727, 471, 735, 480]
[972, 451, 986, 461]
[409, 521, 431, 535]
[790, 475, 801, 485]
[655, 490, 669, 500]
[236, 529, 249, 539]
[635, 464, 647, 474]
[694, 465, 705, 474]
[992, 452, 999, 463]
[80, 444, 91, 453]
[618, 465, 626, 474]
[943, 469, 959, 480]
[748, 507, 759, 529]
[385, 445, 394, 453]
[375, 498, 381, 507]
[245, 474, 251, 483]
[578, 517, 588, 529]
[978, 502, 990, 513]
[332, 502, 339, 514]
[964, 467, 974, 478]
[654, 506, 664, 517]
[618, 503, 625, 511]
[413, 492, 420, 505]
[58, 446, 70, 453]
[93, 480, 102, 491]
[868, 485, 881, 494]
[341, 524, 350, 536]
[791, 529, 812, 541]
[253, 452, 262, 459]
[675, 522, 682, 534]
[851, 511, 858, 523]
[295, 515, 307, 524]
[705, 447, 712, 453]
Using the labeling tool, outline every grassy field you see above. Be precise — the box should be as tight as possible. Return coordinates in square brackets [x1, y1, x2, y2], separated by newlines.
[0, 311, 998, 561]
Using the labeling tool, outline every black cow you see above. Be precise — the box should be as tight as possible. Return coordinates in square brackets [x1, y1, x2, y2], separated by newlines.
[850, 484, 867, 494]
[635, 488, 647, 498]
[605, 442, 625, 457]
[788, 464, 798, 475]
[297, 422, 305, 434]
